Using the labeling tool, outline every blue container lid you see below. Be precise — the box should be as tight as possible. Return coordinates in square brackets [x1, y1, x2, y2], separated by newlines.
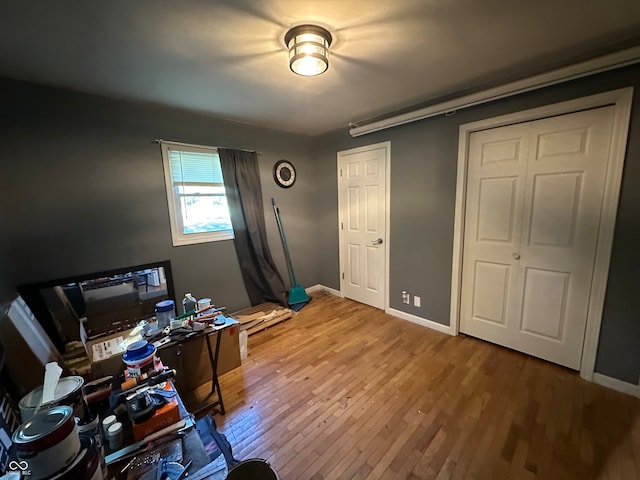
[123, 340, 156, 362]
[155, 300, 175, 313]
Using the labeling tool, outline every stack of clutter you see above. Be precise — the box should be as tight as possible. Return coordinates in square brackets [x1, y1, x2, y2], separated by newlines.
[10, 343, 183, 479]
[13, 362, 107, 479]
[7, 290, 234, 479]
[142, 293, 232, 342]
[12, 405, 103, 480]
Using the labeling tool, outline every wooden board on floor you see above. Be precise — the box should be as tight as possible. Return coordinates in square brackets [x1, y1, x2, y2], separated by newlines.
[245, 310, 293, 336]
[232, 302, 281, 317]
[231, 302, 294, 336]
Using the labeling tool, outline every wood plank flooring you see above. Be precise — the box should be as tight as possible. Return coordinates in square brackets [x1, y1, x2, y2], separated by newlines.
[207, 292, 640, 479]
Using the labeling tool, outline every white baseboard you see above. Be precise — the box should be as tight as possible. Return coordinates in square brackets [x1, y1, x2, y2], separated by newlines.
[386, 307, 454, 336]
[593, 372, 640, 398]
[306, 284, 342, 297]
[306, 287, 453, 336]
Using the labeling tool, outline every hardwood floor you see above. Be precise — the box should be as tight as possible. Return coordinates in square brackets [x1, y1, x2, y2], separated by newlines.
[210, 292, 640, 479]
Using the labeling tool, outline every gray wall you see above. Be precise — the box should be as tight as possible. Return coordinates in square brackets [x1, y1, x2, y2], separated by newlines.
[1, 63, 639, 386]
[0, 79, 316, 314]
[313, 64, 640, 384]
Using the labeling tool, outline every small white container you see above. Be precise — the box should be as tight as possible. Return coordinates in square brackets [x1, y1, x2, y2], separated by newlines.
[102, 414, 116, 437]
[197, 298, 212, 311]
[107, 422, 123, 450]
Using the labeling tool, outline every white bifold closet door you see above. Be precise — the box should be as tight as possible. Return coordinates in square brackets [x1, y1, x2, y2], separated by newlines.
[460, 106, 615, 369]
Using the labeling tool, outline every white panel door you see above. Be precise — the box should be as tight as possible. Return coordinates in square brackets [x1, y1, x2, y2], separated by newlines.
[460, 107, 615, 369]
[338, 145, 387, 309]
[460, 123, 530, 347]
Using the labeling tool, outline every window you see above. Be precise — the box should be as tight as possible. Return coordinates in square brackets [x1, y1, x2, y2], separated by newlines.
[160, 142, 233, 246]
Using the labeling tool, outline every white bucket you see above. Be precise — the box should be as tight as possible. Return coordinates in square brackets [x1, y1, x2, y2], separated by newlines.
[122, 340, 157, 377]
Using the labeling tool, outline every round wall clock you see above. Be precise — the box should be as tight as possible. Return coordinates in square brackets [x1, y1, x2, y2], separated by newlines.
[273, 159, 297, 188]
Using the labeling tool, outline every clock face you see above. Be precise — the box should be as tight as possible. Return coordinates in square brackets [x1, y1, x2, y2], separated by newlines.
[273, 160, 296, 188]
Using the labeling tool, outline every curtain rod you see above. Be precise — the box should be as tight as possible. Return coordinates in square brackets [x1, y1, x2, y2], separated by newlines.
[155, 139, 262, 155]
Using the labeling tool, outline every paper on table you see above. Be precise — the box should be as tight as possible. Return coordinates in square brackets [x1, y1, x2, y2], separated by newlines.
[41, 362, 63, 404]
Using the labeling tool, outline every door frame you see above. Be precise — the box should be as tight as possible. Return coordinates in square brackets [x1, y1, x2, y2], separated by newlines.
[450, 87, 634, 381]
[337, 141, 391, 311]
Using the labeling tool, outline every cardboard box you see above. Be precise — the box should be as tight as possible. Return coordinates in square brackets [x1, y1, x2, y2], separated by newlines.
[218, 323, 241, 375]
[131, 381, 180, 441]
[1, 296, 63, 395]
[157, 322, 240, 393]
[82, 327, 143, 379]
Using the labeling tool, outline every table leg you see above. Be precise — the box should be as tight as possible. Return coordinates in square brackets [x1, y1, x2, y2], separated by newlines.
[205, 329, 225, 415]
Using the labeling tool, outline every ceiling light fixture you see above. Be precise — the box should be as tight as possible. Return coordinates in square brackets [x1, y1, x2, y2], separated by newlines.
[285, 24, 332, 77]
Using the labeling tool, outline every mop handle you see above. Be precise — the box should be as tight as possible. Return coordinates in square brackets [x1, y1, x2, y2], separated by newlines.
[272, 198, 298, 286]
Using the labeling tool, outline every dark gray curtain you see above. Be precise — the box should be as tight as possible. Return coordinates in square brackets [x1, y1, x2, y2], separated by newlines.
[218, 149, 287, 306]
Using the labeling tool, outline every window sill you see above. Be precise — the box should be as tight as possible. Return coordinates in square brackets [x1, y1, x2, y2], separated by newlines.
[171, 231, 234, 247]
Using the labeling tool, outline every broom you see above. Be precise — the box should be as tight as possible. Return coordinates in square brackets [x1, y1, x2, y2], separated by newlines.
[272, 198, 311, 309]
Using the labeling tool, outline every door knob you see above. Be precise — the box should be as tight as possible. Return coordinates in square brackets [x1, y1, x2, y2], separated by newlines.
[371, 238, 383, 245]
[513, 252, 520, 260]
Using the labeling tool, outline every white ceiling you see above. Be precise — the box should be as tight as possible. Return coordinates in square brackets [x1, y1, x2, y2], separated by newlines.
[1, 1, 640, 136]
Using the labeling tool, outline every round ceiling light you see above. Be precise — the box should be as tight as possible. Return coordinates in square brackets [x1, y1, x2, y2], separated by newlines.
[285, 24, 332, 77]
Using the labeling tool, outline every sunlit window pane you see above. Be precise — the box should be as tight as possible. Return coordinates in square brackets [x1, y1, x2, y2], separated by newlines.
[179, 194, 232, 234]
[161, 144, 234, 246]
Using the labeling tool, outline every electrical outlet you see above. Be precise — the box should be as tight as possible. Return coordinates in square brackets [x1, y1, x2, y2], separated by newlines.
[402, 291, 410, 304]
[414, 295, 421, 307]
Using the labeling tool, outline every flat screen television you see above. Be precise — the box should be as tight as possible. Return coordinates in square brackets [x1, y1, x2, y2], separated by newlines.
[17, 260, 175, 352]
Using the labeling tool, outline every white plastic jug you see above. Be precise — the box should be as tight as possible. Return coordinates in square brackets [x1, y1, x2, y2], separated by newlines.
[182, 293, 197, 314]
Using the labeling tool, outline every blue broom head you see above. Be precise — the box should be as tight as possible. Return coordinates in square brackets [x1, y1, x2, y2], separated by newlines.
[288, 285, 310, 306]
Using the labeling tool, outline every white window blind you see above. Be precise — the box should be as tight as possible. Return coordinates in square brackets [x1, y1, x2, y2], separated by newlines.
[169, 150, 224, 185]
[160, 142, 234, 246]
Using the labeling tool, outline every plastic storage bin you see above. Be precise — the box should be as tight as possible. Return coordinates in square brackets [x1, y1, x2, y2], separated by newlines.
[155, 300, 176, 329]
